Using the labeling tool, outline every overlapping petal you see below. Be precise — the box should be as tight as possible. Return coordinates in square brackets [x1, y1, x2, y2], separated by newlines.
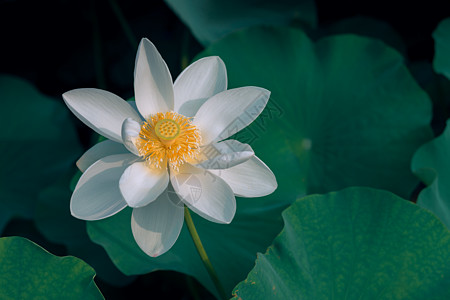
[121, 118, 141, 156]
[71, 154, 137, 220]
[131, 190, 184, 257]
[171, 164, 236, 224]
[193, 87, 270, 145]
[209, 156, 277, 197]
[63, 88, 141, 143]
[174, 56, 227, 117]
[76, 140, 129, 172]
[195, 140, 254, 169]
[119, 162, 169, 208]
[134, 38, 174, 117]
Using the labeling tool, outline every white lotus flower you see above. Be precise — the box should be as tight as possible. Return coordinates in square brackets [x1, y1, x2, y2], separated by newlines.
[63, 38, 277, 257]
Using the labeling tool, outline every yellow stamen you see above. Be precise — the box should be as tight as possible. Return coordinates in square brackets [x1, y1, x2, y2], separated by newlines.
[135, 111, 201, 171]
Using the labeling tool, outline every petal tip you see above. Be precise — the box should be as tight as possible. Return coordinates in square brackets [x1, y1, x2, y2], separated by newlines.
[210, 55, 224, 64]
[223, 210, 236, 224]
[61, 90, 75, 104]
[69, 206, 88, 221]
[139, 37, 151, 47]
[223, 216, 234, 224]
[256, 86, 271, 97]
[139, 37, 157, 52]
[75, 159, 84, 172]
[244, 86, 271, 98]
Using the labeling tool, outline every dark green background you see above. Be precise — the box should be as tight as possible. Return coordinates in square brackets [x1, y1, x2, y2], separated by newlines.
[0, 0, 448, 299]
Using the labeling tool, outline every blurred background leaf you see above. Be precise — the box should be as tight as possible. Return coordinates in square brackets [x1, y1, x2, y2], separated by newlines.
[433, 17, 450, 80]
[165, 0, 317, 46]
[233, 188, 450, 299]
[199, 26, 432, 200]
[34, 174, 136, 287]
[412, 120, 450, 229]
[316, 15, 406, 55]
[0, 75, 82, 234]
[409, 61, 450, 135]
[409, 17, 450, 135]
[0, 236, 104, 299]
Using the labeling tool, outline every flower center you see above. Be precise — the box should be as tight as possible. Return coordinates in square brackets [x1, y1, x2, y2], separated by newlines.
[154, 119, 180, 146]
[136, 111, 201, 171]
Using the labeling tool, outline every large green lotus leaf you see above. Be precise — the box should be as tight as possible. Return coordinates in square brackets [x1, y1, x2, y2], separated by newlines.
[164, 0, 316, 46]
[318, 16, 406, 55]
[233, 187, 450, 299]
[87, 192, 288, 299]
[412, 120, 450, 229]
[433, 18, 450, 80]
[199, 26, 432, 198]
[409, 62, 442, 133]
[409, 61, 450, 135]
[34, 175, 136, 287]
[0, 75, 82, 234]
[0, 236, 103, 299]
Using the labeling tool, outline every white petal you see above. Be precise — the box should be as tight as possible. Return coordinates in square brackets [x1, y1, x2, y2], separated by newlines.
[119, 162, 169, 208]
[71, 154, 138, 220]
[131, 191, 184, 257]
[170, 164, 235, 224]
[174, 56, 227, 117]
[210, 156, 277, 197]
[195, 140, 254, 169]
[77, 140, 129, 172]
[63, 88, 142, 143]
[193, 87, 270, 145]
[121, 118, 141, 156]
[128, 100, 143, 119]
[127, 100, 137, 112]
[134, 38, 174, 117]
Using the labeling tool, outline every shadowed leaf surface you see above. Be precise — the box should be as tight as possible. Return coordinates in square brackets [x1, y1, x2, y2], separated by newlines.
[412, 120, 450, 229]
[433, 18, 450, 80]
[35, 177, 136, 287]
[0, 236, 103, 299]
[0, 75, 82, 234]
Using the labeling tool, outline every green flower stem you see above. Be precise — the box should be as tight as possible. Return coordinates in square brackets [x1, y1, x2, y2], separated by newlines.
[108, 0, 138, 49]
[184, 206, 228, 300]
